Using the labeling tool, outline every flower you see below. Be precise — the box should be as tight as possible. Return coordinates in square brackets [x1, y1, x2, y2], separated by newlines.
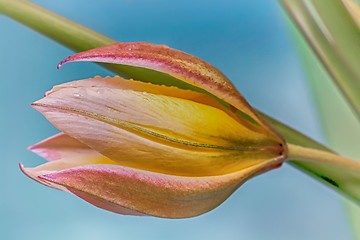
[21, 42, 287, 218]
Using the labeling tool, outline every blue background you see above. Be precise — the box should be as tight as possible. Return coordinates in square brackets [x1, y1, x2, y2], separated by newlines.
[0, 0, 352, 239]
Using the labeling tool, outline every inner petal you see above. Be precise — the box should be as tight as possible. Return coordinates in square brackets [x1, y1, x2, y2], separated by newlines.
[29, 132, 95, 161]
[36, 78, 279, 150]
[31, 77, 284, 176]
[48, 76, 274, 136]
[28, 131, 282, 178]
[30, 112, 282, 177]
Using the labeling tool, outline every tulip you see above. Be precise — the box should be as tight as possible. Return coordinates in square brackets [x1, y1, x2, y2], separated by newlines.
[21, 42, 287, 218]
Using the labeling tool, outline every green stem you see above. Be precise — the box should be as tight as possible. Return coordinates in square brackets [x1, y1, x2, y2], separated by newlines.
[288, 143, 360, 171]
[0, 0, 116, 51]
[287, 143, 360, 202]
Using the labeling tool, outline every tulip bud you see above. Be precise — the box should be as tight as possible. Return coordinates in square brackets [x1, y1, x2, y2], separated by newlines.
[22, 42, 287, 218]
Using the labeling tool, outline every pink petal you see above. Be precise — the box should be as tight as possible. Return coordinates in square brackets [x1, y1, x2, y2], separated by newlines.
[21, 160, 279, 218]
[20, 153, 117, 191]
[57, 42, 265, 127]
[28, 132, 97, 161]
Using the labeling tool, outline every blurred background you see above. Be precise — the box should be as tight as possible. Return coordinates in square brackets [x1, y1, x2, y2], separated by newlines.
[0, 0, 353, 239]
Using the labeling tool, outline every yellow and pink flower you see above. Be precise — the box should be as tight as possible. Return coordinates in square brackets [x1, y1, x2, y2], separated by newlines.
[21, 42, 287, 218]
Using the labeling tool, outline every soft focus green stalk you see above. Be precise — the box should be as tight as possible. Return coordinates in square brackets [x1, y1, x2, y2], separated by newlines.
[282, 0, 360, 238]
[0, 0, 116, 50]
[282, 0, 360, 120]
[0, 0, 163, 82]
[1, 0, 360, 204]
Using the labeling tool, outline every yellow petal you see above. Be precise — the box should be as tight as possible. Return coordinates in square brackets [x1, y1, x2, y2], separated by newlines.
[32, 76, 285, 176]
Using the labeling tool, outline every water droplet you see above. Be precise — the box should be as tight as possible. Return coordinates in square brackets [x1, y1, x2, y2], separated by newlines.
[73, 93, 81, 98]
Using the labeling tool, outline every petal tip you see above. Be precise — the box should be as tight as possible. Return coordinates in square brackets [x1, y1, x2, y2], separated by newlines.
[19, 163, 36, 180]
[27, 145, 36, 151]
[19, 162, 25, 171]
[57, 54, 77, 69]
[27, 145, 56, 161]
[57, 58, 67, 69]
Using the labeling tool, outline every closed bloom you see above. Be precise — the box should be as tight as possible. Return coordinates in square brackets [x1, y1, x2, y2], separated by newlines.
[22, 42, 287, 218]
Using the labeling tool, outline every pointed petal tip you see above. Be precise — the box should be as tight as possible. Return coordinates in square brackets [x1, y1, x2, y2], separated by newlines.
[27, 138, 48, 159]
[27, 145, 53, 161]
[58, 53, 86, 69]
[19, 163, 36, 180]
[57, 58, 67, 69]
[19, 162, 24, 171]
[30, 102, 38, 108]
[27, 145, 34, 151]
[31, 101, 47, 112]
[20, 162, 69, 191]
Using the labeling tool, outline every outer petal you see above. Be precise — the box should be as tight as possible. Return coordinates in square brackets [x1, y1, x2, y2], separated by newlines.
[21, 159, 280, 218]
[31, 76, 285, 176]
[57, 42, 278, 137]
[57, 42, 242, 109]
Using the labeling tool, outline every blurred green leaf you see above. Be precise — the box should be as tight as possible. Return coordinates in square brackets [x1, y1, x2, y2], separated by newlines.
[343, 0, 360, 28]
[282, 0, 360, 237]
[282, 0, 360, 120]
